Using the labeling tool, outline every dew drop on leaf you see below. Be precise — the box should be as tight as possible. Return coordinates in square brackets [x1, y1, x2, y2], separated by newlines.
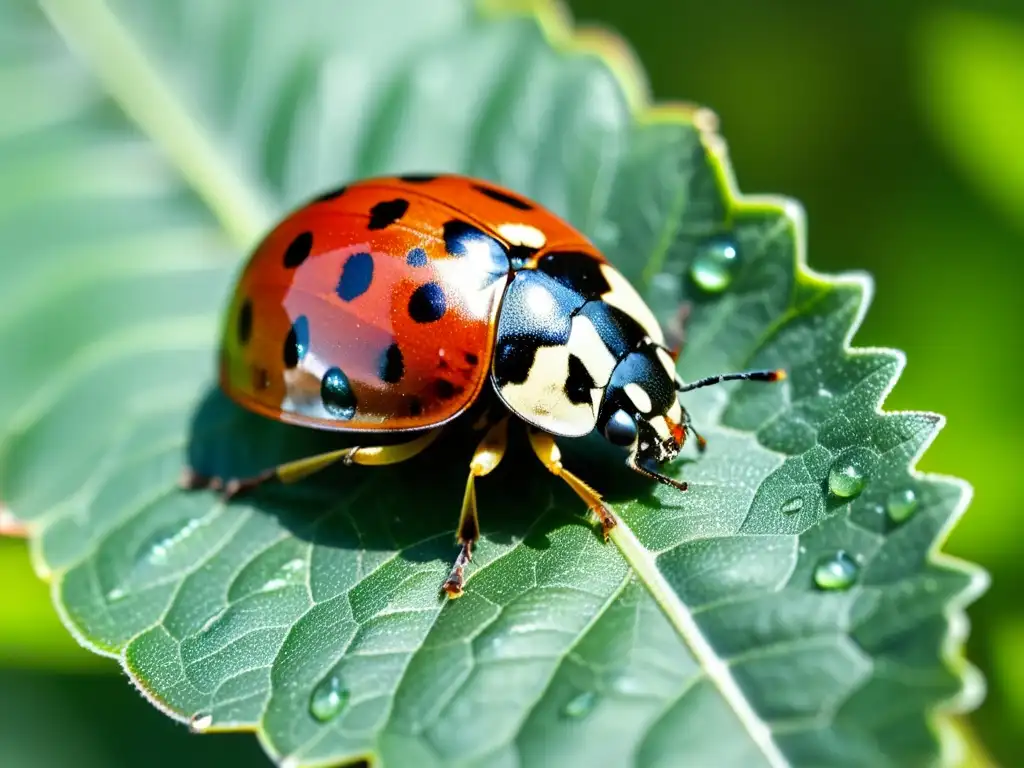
[561, 690, 598, 720]
[828, 453, 872, 498]
[199, 608, 226, 634]
[780, 496, 804, 515]
[190, 712, 213, 732]
[140, 517, 205, 564]
[813, 551, 859, 590]
[309, 674, 349, 722]
[887, 488, 919, 523]
[261, 557, 306, 592]
[689, 236, 738, 292]
[105, 586, 127, 602]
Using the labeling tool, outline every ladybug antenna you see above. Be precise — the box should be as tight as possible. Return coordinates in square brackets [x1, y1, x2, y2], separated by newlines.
[676, 368, 786, 393]
[627, 454, 688, 493]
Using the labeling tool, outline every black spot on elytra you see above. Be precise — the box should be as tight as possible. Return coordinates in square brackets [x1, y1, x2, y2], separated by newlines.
[379, 343, 405, 384]
[442, 220, 509, 283]
[434, 379, 460, 400]
[409, 397, 423, 417]
[284, 231, 313, 268]
[399, 174, 440, 183]
[565, 354, 595, 405]
[464, 352, 479, 366]
[368, 199, 409, 230]
[472, 183, 534, 211]
[283, 315, 310, 369]
[311, 185, 346, 203]
[237, 299, 253, 344]
[321, 367, 356, 420]
[408, 282, 446, 323]
[336, 252, 374, 302]
[444, 220, 493, 257]
[537, 250, 611, 299]
[406, 247, 428, 267]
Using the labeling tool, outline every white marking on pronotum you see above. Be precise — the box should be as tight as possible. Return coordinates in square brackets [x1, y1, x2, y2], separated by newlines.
[624, 382, 653, 413]
[667, 398, 683, 426]
[498, 344, 596, 437]
[599, 264, 665, 345]
[567, 315, 617, 387]
[655, 346, 678, 379]
[498, 222, 547, 250]
[648, 415, 671, 441]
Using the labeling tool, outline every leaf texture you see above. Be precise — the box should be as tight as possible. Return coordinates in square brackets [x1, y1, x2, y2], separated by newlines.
[0, 1, 986, 766]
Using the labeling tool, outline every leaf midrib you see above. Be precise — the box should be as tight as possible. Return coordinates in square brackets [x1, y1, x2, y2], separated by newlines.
[39, 2, 790, 765]
[40, 0, 275, 251]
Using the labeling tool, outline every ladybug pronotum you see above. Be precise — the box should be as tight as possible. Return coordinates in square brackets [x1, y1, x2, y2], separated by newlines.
[184, 173, 785, 597]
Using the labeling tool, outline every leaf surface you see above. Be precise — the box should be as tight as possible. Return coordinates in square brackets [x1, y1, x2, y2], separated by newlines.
[0, 0, 985, 765]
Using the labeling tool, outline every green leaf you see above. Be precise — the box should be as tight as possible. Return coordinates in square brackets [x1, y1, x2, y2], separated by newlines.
[0, 0, 987, 765]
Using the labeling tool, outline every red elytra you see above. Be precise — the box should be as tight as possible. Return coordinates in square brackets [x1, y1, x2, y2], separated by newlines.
[219, 174, 603, 433]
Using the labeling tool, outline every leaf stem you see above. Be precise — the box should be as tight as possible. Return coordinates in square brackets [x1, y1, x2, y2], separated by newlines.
[40, 0, 275, 250]
[609, 519, 788, 768]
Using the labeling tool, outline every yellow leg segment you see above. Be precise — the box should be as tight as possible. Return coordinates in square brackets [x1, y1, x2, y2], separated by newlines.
[527, 428, 619, 539]
[442, 418, 509, 599]
[181, 429, 442, 498]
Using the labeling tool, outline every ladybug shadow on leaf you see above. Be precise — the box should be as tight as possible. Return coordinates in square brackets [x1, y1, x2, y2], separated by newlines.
[558, 432, 701, 513]
[180, 387, 591, 572]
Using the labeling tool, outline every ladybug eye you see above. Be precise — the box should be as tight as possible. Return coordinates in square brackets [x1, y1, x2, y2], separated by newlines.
[603, 409, 638, 446]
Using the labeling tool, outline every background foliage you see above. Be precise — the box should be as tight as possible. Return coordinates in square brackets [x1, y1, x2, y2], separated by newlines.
[0, 0, 1019, 765]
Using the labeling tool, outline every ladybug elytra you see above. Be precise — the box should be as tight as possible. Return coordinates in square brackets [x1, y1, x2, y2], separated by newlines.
[186, 173, 784, 597]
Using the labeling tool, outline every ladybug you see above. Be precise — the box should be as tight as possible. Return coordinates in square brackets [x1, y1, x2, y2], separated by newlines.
[185, 173, 784, 597]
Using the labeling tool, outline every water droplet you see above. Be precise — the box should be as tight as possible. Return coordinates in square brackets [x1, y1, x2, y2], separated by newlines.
[261, 557, 306, 592]
[105, 586, 127, 602]
[143, 518, 204, 564]
[199, 608, 226, 634]
[561, 690, 598, 719]
[828, 452, 873, 499]
[690, 237, 739, 292]
[612, 675, 644, 695]
[780, 496, 804, 515]
[886, 488, 918, 523]
[309, 674, 349, 722]
[817, 387, 832, 399]
[813, 550, 859, 590]
[190, 713, 213, 732]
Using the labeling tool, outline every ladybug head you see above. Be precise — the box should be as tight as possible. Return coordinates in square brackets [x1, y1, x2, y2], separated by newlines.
[597, 345, 785, 493]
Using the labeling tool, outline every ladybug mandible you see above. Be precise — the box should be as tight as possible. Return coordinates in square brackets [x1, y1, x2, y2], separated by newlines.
[185, 174, 784, 597]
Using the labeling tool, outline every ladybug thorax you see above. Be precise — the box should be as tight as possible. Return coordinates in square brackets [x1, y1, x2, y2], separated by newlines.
[490, 249, 682, 466]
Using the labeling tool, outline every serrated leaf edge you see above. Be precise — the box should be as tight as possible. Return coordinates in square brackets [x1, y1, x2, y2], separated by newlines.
[12, 0, 990, 766]
[484, 1, 989, 765]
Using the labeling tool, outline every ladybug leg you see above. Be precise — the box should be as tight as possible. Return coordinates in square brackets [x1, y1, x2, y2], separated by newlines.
[442, 418, 509, 599]
[526, 427, 619, 540]
[180, 429, 442, 500]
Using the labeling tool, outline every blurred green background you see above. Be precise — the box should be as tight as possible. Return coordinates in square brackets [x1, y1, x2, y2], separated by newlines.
[2, 0, 1021, 764]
